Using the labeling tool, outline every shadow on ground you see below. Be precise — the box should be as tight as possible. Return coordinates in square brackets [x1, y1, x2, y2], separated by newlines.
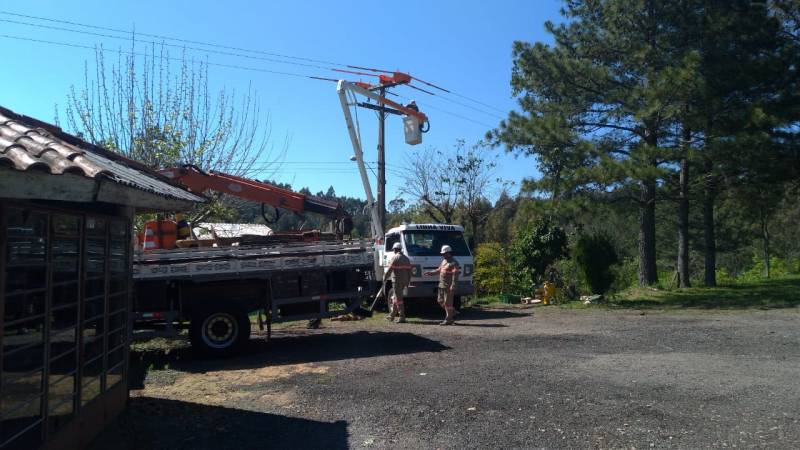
[403, 307, 528, 327]
[458, 307, 530, 320]
[88, 397, 348, 450]
[611, 277, 800, 310]
[130, 330, 450, 387]
[403, 302, 530, 321]
[127, 306, 522, 387]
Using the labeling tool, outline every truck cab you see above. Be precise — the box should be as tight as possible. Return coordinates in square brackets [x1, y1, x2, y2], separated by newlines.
[377, 223, 474, 303]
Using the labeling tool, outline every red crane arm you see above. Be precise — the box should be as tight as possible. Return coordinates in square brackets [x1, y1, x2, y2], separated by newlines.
[159, 166, 346, 219]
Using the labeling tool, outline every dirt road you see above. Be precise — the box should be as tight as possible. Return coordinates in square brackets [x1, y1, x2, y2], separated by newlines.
[91, 306, 800, 449]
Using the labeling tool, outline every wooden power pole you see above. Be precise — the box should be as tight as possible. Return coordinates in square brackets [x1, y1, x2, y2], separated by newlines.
[376, 86, 386, 231]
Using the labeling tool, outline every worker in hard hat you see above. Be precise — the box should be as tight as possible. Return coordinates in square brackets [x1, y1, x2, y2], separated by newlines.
[384, 242, 412, 323]
[424, 245, 461, 325]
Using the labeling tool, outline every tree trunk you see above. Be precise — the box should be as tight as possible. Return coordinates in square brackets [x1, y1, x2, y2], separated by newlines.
[638, 178, 658, 286]
[702, 162, 717, 286]
[677, 157, 691, 288]
[470, 215, 479, 249]
[761, 209, 770, 278]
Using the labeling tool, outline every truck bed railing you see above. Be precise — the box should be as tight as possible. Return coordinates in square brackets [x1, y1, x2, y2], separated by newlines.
[133, 238, 374, 281]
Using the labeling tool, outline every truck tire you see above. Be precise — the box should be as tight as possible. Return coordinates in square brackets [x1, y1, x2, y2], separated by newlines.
[189, 307, 250, 357]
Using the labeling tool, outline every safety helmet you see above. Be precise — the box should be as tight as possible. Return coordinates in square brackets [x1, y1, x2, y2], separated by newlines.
[440, 245, 452, 254]
[392, 242, 402, 251]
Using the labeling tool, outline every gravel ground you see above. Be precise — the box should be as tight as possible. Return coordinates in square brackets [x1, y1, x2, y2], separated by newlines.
[91, 306, 800, 449]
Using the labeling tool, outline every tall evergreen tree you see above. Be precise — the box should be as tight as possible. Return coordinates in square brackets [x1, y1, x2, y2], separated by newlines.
[689, 0, 798, 285]
[490, 0, 696, 286]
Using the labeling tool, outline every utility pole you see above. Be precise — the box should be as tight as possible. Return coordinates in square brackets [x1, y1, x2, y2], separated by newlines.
[376, 86, 386, 231]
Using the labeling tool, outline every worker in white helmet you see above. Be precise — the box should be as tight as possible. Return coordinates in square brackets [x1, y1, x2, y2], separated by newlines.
[424, 244, 461, 325]
[384, 242, 412, 323]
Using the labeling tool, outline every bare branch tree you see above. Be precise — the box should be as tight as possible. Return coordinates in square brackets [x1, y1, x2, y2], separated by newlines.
[399, 140, 498, 240]
[399, 146, 459, 223]
[62, 41, 285, 223]
[65, 43, 281, 173]
[454, 142, 498, 244]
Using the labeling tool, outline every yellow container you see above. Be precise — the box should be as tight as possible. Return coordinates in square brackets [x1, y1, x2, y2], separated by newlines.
[542, 281, 558, 305]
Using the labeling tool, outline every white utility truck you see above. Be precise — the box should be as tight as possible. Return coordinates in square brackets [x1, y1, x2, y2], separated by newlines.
[377, 223, 474, 308]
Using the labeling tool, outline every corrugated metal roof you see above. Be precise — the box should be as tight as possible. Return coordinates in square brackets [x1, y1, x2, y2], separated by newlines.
[0, 105, 205, 204]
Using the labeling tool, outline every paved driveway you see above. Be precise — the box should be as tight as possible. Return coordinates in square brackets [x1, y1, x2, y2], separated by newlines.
[91, 306, 800, 449]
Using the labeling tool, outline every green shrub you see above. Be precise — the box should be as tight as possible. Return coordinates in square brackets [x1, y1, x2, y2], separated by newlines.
[574, 232, 619, 295]
[610, 258, 637, 293]
[655, 269, 679, 291]
[739, 255, 792, 282]
[716, 267, 737, 285]
[552, 257, 587, 298]
[511, 219, 568, 295]
[474, 242, 513, 295]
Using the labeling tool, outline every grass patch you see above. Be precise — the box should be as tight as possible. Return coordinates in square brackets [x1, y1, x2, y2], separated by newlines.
[611, 275, 800, 310]
[467, 295, 524, 310]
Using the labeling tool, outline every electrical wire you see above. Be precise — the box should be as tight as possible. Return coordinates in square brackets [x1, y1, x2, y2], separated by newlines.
[1, 10, 508, 118]
[0, 17, 334, 71]
[347, 65, 507, 115]
[0, 30, 500, 131]
[403, 83, 504, 120]
[0, 33, 319, 80]
[2, 32, 498, 131]
[0, 10, 345, 68]
[395, 93, 495, 129]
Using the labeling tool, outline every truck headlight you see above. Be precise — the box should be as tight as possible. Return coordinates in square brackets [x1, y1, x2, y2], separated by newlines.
[463, 264, 473, 276]
[411, 265, 422, 277]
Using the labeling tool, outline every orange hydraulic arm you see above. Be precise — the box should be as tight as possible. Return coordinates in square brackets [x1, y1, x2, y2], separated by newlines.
[159, 165, 349, 221]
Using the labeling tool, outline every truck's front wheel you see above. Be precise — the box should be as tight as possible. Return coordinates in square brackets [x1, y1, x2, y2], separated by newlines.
[190, 308, 250, 357]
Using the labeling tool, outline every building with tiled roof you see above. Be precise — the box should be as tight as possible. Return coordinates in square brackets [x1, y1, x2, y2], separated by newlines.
[0, 105, 204, 449]
[0, 106, 204, 211]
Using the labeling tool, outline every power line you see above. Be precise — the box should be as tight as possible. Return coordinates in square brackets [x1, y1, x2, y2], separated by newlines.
[395, 93, 496, 129]
[339, 65, 504, 119]
[1, 9, 509, 118]
[1, 33, 496, 130]
[0, 10, 344, 68]
[0, 17, 334, 71]
[403, 82, 505, 120]
[0, 31, 499, 131]
[0, 33, 320, 81]
[346, 65, 508, 115]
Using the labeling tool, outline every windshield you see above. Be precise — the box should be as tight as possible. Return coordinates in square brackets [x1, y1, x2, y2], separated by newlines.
[403, 231, 471, 257]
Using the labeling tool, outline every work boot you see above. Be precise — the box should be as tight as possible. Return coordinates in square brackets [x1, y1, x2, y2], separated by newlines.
[385, 315, 394, 321]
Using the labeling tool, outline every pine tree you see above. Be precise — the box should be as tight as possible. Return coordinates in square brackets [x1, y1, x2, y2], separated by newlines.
[490, 0, 696, 286]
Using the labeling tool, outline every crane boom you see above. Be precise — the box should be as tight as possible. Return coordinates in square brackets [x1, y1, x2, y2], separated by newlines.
[159, 165, 350, 222]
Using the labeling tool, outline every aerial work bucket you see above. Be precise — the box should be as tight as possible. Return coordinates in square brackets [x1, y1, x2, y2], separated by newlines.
[404, 115, 422, 145]
[143, 220, 178, 251]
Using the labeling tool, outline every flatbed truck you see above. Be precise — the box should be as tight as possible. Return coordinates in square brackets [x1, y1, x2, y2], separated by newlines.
[132, 239, 373, 356]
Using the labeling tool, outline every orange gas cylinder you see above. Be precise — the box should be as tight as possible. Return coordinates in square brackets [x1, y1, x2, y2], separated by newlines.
[142, 220, 178, 251]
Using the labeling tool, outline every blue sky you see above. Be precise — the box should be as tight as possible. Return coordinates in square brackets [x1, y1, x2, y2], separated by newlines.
[0, 0, 562, 201]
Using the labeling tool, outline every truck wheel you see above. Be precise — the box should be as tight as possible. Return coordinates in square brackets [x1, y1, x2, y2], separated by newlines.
[190, 308, 250, 357]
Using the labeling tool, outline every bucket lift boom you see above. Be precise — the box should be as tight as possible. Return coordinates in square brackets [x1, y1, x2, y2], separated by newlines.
[336, 77, 429, 240]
